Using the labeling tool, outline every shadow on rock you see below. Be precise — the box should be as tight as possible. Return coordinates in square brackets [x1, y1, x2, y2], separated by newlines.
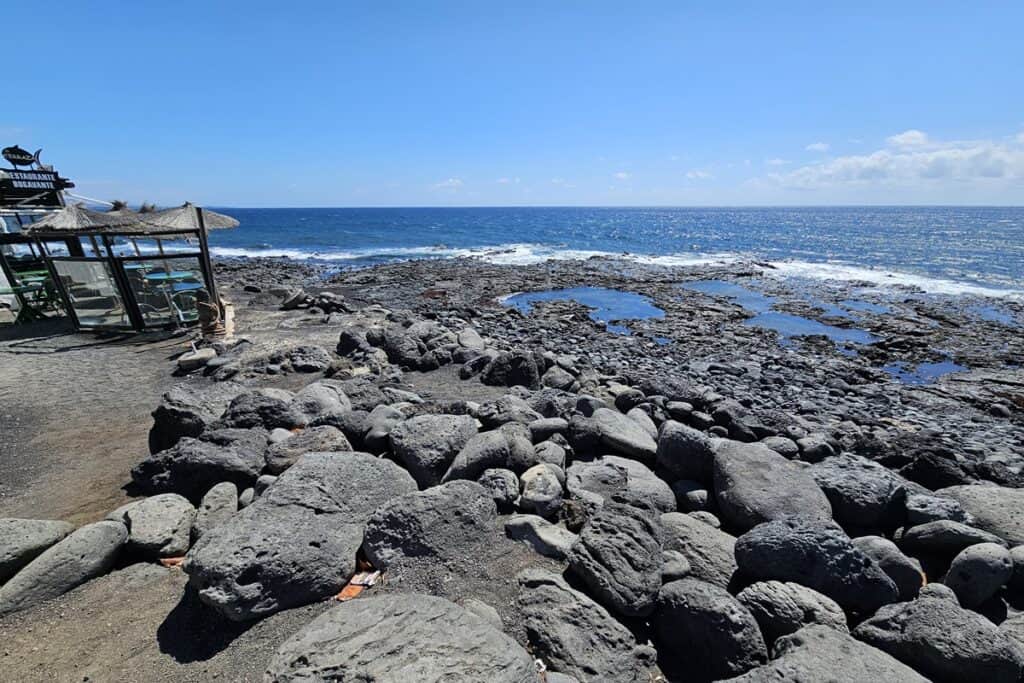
[157, 587, 254, 663]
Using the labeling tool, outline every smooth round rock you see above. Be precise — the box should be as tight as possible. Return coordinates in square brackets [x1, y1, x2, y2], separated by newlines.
[944, 542, 1014, 608]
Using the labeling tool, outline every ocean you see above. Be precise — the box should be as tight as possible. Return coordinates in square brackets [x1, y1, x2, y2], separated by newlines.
[207, 206, 1024, 299]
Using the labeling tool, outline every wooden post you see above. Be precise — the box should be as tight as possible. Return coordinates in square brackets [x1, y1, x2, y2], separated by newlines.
[195, 206, 220, 309]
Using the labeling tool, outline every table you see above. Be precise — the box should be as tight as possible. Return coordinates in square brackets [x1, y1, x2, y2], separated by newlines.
[145, 271, 195, 282]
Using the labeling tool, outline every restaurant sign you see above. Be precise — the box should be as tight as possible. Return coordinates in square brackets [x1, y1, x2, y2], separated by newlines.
[0, 147, 73, 208]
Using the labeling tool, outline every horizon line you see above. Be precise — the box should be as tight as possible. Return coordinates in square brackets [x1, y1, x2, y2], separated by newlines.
[205, 203, 1024, 210]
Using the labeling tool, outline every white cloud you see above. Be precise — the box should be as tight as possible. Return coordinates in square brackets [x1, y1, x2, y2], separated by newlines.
[765, 130, 1024, 190]
[766, 158, 790, 166]
[432, 177, 463, 190]
[886, 129, 930, 149]
[686, 170, 713, 180]
[613, 171, 631, 180]
[805, 142, 830, 153]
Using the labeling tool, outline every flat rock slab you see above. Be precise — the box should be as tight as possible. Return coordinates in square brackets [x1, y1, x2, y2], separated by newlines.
[725, 624, 928, 682]
[505, 514, 578, 560]
[0, 521, 127, 617]
[0, 518, 74, 583]
[937, 485, 1024, 546]
[362, 480, 498, 570]
[266, 593, 537, 682]
[734, 518, 898, 615]
[712, 439, 832, 532]
[854, 596, 1024, 683]
[568, 502, 663, 617]
[517, 569, 657, 682]
[590, 407, 657, 461]
[184, 453, 416, 621]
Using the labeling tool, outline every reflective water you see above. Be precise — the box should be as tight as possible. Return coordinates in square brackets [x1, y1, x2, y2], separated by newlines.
[680, 280, 879, 346]
[881, 360, 968, 385]
[503, 286, 664, 335]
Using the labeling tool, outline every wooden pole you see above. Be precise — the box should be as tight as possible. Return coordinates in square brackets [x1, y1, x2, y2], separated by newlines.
[195, 206, 220, 308]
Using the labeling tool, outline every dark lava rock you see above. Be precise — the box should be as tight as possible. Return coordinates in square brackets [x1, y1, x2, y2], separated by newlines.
[184, 453, 416, 621]
[736, 580, 847, 643]
[265, 593, 537, 682]
[517, 569, 657, 683]
[712, 439, 832, 532]
[852, 535, 924, 601]
[655, 578, 768, 681]
[937, 485, 1024, 546]
[854, 596, 1024, 683]
[809, 454, 910, 531]
[568, 502, 663, 618]
[263, 425, 352, 475]
[734, 518, 899, 615]
[361, 480, 498, 569]
[656, 420, 716, 483]
[660, 511, 737, 589]
[727, 624, 928, 682]
[388, 414, 478, 487]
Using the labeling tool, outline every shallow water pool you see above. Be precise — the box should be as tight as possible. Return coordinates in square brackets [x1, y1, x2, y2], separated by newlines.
[503, 286, 665, 335]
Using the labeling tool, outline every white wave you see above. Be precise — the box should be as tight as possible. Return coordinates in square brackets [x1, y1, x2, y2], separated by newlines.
[210, 241, 1022, 300]
[767, 260, 1024, 300]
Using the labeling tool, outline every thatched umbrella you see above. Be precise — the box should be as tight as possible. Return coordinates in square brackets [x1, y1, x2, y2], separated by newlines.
[24, 203, 145, 236]
[140, 203, 239, 305]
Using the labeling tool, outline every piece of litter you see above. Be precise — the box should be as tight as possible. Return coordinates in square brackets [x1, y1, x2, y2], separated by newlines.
[334, 570, 382, 601]
[160, 557, 185, 568]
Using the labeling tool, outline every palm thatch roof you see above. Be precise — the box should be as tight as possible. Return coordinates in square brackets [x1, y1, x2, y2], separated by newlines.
[23, 203, 146, 235]
[24, 202, 239, 237]
[142, 203, 239, 231]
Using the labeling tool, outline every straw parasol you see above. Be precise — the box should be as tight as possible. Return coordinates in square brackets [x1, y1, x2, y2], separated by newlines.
[141, 202, 239, 231]
[23, 203, 146, 235]
[140, 203, 239, 305]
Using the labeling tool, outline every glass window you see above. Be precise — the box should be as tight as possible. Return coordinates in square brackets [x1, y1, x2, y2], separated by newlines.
[122, 255, 206, 327]
[51, 259, 130, 328]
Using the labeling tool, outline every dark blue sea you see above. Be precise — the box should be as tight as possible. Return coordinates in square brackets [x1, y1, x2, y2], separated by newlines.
[208, 207, 1024, 298]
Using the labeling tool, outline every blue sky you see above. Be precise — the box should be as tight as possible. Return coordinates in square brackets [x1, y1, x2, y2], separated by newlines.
[5, 1, 1023, 206]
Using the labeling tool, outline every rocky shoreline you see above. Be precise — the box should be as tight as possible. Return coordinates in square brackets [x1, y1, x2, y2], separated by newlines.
[1, 254, 1023, 681]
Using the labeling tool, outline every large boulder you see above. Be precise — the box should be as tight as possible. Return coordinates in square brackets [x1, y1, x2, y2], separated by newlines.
[900, 519, 1007, 555]
[520, 464, 564, 519]
[713, 440, 832, 531]
[660, 511, 737, 589]
[389, 414, 478, 487]
[809, 454, 910, 530]
[265, 593, 537, 682]
[725, 624, 928, 682]
[854, 596, 1024, 683]
[566, 456, 675, 514]
[443, 423, 535, 481]
[218, 390, 307, 430]
[587, 408, 658, 461]
[362, 480, 498, 570]
[736, 580, 847, 643]
[517, 569, 657, 682]
[657, 420, 715, 483]
[481, 349, 545, 389]
[853, 536, 924, 601]
[263, 425, 352, 474]
[119, 493, 195, 558]
[944, 542, 1014, 608]
[734, 518, 899, 615]
[131, 428, 267, 501]
[568, 502, 663, 617]
[184, 453, 416, 621]
[655, 578, 768, 681]
[0, 521, 127, 616]
[147, 382, 243, 454]
[0, 518, 74, 583]
[937, 485, 1024, 546]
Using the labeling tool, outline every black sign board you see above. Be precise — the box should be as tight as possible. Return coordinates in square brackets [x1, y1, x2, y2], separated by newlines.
[0, 169, 72, 208]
